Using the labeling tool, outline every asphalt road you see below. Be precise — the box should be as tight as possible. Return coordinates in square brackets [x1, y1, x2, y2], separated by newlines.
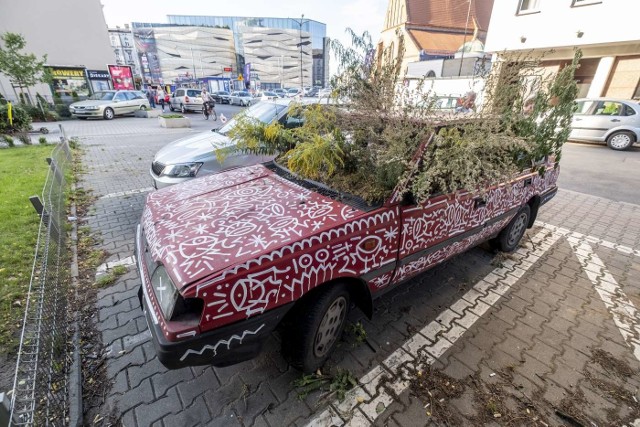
[559, 141, 640, 205]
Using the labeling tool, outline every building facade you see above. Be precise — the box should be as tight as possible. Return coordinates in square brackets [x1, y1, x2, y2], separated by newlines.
[132, 15, 328, 89]
[377, 0, 495, 76]
[109, 26, 142, 79]
[485, 0, 640, 99]
[0, 0, 114, 102]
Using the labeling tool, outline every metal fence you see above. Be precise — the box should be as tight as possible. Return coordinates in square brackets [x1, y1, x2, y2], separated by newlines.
[9, 141, 72, 425]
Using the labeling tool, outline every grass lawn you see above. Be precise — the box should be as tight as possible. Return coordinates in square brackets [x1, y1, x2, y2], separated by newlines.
[0, 144, 57, 353]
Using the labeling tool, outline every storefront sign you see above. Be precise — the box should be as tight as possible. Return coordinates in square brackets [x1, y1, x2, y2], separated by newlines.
[87, 70, 110, 80]
[108, 65, 135, 90]
[46, 66, 90, 97]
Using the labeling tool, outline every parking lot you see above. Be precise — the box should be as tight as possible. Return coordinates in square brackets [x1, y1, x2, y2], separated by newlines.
[67, 114, 640, 426]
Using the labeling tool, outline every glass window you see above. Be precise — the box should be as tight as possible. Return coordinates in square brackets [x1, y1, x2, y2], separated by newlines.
[187, 90, 201, 97]
[575, 100, 594, 114]
[123, 91, 137, 100]
[623, 104, 636, 116]
[517, 0, 541, 13]
[114, 92, 127, 101]
[88, 91, 115, 101]
[572, 0, 601, 6]
[594, 101, 623, 116]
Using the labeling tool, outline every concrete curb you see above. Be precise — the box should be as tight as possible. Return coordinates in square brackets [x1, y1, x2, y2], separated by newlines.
[68, 176, 83, 426]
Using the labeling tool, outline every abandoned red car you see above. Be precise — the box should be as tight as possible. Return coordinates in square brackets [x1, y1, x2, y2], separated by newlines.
[135, 147, 559, 371]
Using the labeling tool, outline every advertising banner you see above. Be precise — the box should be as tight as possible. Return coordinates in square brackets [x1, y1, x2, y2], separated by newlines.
[132, 27, 162, 84]
[47, 66, 90, 97]
[108, 65, 135, 90]
[243, 63, 251, 88]
[86, 69, 112, 92]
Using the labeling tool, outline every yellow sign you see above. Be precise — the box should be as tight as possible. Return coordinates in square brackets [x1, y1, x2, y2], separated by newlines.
[50, 68, 85, 78]
[238, 74, 244, 81]
[7, 102, 12, 126]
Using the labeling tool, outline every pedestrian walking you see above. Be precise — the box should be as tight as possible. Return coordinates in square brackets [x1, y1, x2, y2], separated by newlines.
[157, 87, 165, 111]
[147, 88, 156, 108]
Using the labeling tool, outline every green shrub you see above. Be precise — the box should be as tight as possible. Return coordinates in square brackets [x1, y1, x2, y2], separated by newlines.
[55, 103, 71, 118]
[1, 134, 14, 147]
[0, 103, 32, 133]
[38, 136, 47, 144]
[17, 132, 31, 145]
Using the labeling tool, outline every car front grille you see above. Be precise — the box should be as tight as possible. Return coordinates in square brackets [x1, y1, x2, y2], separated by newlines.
[151, 161, 165, 176]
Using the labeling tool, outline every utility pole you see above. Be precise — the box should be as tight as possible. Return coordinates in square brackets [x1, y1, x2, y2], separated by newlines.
[190, 46, 197, 85]
[292, 14, 310, 92]
[458, 0, 473, 77]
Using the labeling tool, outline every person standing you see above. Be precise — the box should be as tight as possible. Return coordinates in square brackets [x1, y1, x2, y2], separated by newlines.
[157, 86, 165, 111]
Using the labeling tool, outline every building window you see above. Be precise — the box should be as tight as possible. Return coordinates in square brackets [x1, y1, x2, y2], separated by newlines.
[571, 0, 602, 6]
[517, 0, 541, 14]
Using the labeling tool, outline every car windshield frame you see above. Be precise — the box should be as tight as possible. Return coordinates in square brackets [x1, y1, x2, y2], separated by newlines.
[217, 102, 288, 135]
[87, 91, 116, 101]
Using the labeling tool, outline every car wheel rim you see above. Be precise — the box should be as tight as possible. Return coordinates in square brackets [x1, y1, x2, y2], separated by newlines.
[611, 134, 631, 149]
[313, 296, 347, 358]
[507, 212, 528, 248]
[105, 109, 113, 119]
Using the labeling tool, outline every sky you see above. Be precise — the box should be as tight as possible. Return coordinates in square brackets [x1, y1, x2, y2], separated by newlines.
[100, 0, 389, 74]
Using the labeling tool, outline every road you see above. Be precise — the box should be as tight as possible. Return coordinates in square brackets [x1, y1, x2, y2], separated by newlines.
[559, 141, 640, 205]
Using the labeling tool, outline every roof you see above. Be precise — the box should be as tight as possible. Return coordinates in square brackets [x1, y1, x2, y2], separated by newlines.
[408, 29, 469, 53]
[405, 0, 494, 32]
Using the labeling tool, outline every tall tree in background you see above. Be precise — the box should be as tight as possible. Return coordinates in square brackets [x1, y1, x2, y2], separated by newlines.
[0, 32, 48, 104]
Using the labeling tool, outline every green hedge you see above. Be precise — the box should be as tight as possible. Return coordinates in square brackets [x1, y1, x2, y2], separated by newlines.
[0, 103, 32, 134]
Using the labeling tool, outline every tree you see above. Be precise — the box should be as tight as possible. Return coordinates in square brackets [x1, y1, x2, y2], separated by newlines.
[0, 32, 48, 104]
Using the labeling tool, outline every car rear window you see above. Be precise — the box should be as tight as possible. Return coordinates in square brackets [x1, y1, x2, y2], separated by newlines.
[187, 90, 201, 97]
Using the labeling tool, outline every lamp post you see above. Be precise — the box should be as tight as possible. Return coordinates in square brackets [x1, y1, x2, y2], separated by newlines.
[189, 46, 197, 85]
[292, 14, 310, 92]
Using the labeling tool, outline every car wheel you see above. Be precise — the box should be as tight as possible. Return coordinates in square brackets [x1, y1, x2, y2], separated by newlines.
[180, 104, 186, 114]
[77, 117, 87, 120]
[140, 105, 147, 110]
[103, 107, 114, 120]
[283, 283, 350, 373]
[606, 131, 635, 151]
[492, 205, 530, 252]
[169, 104, 175, 112]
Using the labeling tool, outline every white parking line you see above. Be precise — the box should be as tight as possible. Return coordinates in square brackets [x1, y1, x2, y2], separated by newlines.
[99, 187, 153, 200]
[306, 228, 560, 426]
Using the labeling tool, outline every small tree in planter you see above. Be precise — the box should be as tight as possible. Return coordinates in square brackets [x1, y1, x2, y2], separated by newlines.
[225, 30, 579, 203]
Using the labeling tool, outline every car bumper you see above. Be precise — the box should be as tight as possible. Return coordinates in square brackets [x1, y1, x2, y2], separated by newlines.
[150, 169, 191, 189]
[71, 110, 103, 117]
[183, 104, 203, 112]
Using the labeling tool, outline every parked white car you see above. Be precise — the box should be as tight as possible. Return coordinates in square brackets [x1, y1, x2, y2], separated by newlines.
[258, 91, 279, 101]
[570, 98, 640, 150]
[169, 88, 203, 113]
[229, 91, 253, 106]
[69, 90, 150, 120]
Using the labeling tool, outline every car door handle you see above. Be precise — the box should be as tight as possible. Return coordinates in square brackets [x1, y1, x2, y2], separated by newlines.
[611, 119, 621, 122]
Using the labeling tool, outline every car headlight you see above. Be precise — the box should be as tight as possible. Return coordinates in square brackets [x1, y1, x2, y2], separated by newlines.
[85, 106, 100, 111]
[150, 265, 179, 320]
[162, 162, 203, 178]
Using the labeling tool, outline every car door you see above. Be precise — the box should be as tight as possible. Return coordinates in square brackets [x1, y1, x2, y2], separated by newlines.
[171, 90, 182, 109]
[112, 92, 128, 116]
[580, 100, 627, 141]
[123, 91, 138, 112]
[570, 100, 596, 140]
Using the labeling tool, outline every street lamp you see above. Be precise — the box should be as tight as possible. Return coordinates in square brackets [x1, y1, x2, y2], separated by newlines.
[292, 14, 310, 91]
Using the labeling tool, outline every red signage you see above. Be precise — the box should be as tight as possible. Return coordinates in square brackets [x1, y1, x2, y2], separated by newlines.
[223, 67, 232, 72]
[107, 65, 135, 90]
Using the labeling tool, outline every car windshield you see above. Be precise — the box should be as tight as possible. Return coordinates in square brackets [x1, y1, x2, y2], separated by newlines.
[217, 102, 287, 135]
[287, 89, 298, 93]
[87, 91, 115, 101]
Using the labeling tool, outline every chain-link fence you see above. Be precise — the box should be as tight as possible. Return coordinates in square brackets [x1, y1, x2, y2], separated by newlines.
[9, 141, 72, 425]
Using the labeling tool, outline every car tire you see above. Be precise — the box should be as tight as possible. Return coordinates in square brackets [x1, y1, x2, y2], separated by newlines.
[77, 117, 87, 120]
[180, 104, 186, 114]
[606, 131, 635, 151]
[103, 107, 114, 120]
[140, 105, 147, 110]
[283, 283, 350, 373]
[169, 105, 175, 112]
[492, 205, 530, 252]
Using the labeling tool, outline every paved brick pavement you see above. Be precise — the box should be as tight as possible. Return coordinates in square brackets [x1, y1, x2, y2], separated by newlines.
[74, 124, 640, 426]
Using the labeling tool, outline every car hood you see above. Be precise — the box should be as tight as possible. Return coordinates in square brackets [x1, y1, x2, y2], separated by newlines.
[153, 131, 232, 165]
[70, 100, 112, 107]
[141, 164, 364, 290]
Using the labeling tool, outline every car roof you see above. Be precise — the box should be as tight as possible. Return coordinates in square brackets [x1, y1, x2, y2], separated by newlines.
[576, 97, 639, 103]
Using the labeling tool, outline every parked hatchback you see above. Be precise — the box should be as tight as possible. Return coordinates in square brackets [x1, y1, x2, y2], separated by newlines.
[570, 98, 640, 150]
[69, 90, 150, 120]
[169, 88, 203, 113]
[229, 91, 253, 106]
[212, 91, 231, 104]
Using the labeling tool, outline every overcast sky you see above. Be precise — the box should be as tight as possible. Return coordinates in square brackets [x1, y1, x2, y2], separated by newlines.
[100, 0, 389, 70]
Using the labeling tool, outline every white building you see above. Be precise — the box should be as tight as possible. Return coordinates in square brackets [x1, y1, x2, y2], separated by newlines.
[0, 0, 114, 102]
[485, 0, 640, 99]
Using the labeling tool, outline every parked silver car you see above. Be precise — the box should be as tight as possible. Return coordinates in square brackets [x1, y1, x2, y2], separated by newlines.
[150, 98, 320, 188]
[570, 98, 640, 150]
[169, 88, 203, 113]
[69, 90, 150, 120]
[229, 91, 253, 106]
